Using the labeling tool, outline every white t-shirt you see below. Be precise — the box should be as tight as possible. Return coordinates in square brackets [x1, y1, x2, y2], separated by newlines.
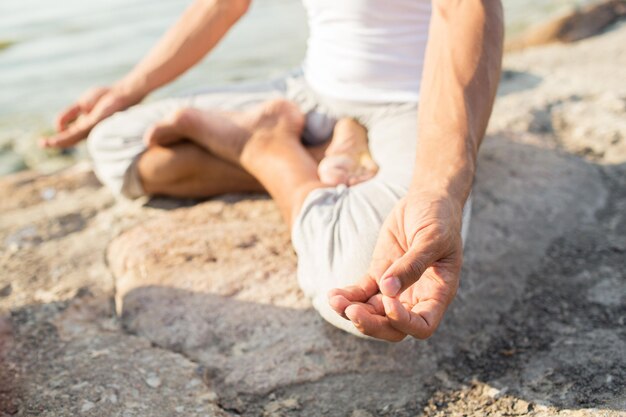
[302, 0, 432, 103]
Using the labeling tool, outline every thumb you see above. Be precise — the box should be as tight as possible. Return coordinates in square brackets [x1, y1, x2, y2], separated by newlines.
[378, 241, 441, 297]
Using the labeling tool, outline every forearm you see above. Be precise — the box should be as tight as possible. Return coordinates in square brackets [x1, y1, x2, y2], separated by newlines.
[114, 0, 250, 101]
[411, 0, 504, 206]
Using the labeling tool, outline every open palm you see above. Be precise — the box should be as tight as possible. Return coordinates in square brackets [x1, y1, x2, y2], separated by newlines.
[41, 86, 140, 148]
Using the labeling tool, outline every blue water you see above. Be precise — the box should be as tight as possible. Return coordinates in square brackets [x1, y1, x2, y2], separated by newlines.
[0, 0, 589, 171]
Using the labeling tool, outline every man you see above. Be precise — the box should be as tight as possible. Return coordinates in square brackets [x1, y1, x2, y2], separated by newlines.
[42, 0, 504, 341]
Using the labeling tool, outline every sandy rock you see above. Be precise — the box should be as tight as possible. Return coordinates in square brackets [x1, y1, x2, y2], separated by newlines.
[3, 295, 233, 417]
[551, 93, 626, 163]
[106, 130, 608, 411]
[505, 0, 626, 52]
[493, 22, 626, 138]
[2, 22, 626, 417]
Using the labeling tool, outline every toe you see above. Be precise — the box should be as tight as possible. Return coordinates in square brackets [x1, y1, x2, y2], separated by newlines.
[144, 108, 198, 147]
[318, 155, 354, 185]
[144, 122, 177, 146]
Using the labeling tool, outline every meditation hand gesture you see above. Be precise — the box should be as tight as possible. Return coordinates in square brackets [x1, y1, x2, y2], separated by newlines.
[41, 86, 140, 148]
[328, 191, 464, 341]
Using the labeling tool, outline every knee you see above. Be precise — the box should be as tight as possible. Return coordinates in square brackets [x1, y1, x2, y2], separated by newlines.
[136, 143, 204, 194]
[295, 242, 371, 304]
[135, 146, 179, 194]
[136, 146, 167, 181]
[86, 117, 140, 196]
[86, 111, 144, 164]
[292, 187, 378, 299]
[293, 188, 381, 337]
[86, 117, 115, 159]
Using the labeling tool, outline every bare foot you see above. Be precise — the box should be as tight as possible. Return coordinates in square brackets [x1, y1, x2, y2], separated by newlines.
[143, 99, 304, 166]
[144, 108, 254, 159]
[238, 99, 305, 168]
[317, 118, 379, 186]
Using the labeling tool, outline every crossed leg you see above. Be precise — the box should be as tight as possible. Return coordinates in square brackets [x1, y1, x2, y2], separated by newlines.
[140, 100, 378, 226]
[137, 142, 264, 198]
[136, 105, 282, 198]
[131, 98, 425, 337]
[140, 100, 319, 225]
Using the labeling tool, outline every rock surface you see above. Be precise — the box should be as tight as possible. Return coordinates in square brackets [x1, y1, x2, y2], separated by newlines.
[2, 23, 626, 417]
[504, 0, 626, 52]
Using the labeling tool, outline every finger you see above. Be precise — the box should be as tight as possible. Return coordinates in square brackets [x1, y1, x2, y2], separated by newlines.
[327, 283, 372, 317]
[329, 293, 386, 318]
[365, 293, 386, 315]
[78, 87, 109, 112]
[345, 304, 406, 342]
[327, 285, 370, 305]
[55, 103, 82, 131]
[378, 242, 442, 297]
[40, 119, 92, 148]
[382, 295, 446, 340]
[327, 270, 379, 306]
[351, 301, 379, 315]
[328, 294, 351, 318]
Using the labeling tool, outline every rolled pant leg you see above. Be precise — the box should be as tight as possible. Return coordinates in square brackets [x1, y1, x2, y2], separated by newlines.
[291, 105, 472, 336]
[87, 98, 193, 198]
[87, 78, 290, 198]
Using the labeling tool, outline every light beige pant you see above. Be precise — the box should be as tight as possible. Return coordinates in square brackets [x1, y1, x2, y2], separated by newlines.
[87, 71, 471, 336]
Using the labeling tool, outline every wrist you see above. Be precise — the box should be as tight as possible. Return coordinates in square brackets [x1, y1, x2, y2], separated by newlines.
[409, 159, 474, 208]
[409, 128, 477, 208]
[112, 78, 149, 106]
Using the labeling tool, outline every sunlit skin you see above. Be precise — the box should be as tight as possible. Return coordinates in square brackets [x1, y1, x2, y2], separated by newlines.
[143, 107, 377, 188]
[43, 0, 504, 341]
[326, 0, 504, 341]
[317, 118, 379, 187]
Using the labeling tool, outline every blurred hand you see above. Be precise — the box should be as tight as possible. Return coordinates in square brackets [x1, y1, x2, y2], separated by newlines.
[41, 86, 140, 148]
[328, 191, 464, 342]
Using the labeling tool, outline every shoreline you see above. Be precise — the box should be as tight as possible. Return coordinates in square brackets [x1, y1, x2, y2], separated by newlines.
[1, 0, 619, 178]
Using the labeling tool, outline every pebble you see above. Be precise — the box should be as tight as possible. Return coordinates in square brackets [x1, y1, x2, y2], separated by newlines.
[198, 391, 218, 403]
[185, 378, 201, 389]
[70, 381, 89, 391]
[351, 410, 375, 417]
[485, 386, 502, 398]
[41, 187, 56, 200]
[145, 374, 161, 388]
[0, 283, 12, 297]
[4, 225, 39, 249]
[81, 400, 95, 412]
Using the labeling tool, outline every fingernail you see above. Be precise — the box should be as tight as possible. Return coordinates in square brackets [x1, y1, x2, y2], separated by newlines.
[381, 276, 401, 297]
[344, 305, 359, 325]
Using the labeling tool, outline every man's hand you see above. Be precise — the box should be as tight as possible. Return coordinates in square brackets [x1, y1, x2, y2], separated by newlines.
[41, 86, 140, 148]
[328, 191, 464, 342]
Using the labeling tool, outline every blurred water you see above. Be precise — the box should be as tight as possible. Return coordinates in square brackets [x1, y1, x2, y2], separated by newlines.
[0, 0, 589, 173]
